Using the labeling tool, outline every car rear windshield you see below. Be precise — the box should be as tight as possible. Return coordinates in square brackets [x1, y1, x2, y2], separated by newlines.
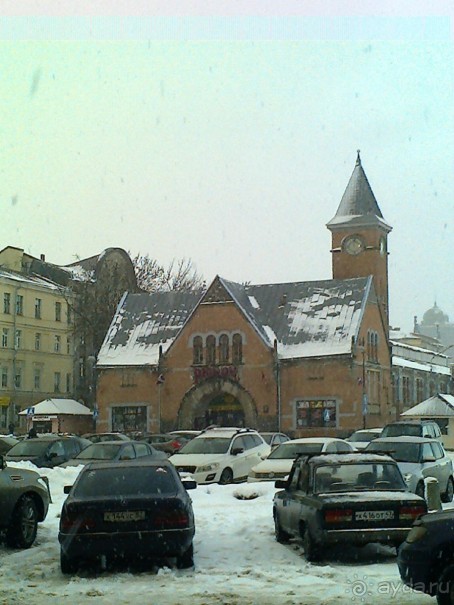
[348, 431, 380, 443]
[75, 443, 122, 460]
[381, 424, 421, 437]
[73, 465, 178, 497]
[269, 442, 323, 459]
[366, 441, 421, 463]
[7, 440, 50, 455]
[314, 462, 406, 493]
[177, 437, 230, 454]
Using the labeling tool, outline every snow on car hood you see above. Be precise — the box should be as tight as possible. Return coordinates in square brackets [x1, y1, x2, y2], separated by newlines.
[250, 458, 293, 474]
[168, 453, 228, 467]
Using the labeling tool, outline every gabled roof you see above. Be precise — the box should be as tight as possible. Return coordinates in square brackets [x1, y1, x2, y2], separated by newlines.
[401, 394, 454, 418]
[327, 152, 392, 232]
[97, 275, 372, 367]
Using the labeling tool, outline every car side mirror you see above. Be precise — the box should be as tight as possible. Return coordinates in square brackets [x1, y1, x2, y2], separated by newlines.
[182, 479, 197, 490]
[275, 479, 288, 489]
[63, 485, 73, 494]
[231, 447, 244, 456]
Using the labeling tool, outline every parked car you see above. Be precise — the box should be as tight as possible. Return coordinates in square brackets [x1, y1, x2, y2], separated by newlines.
[365, 436, 454, 501]
[169, 427, 271, 484]
[248, 437, 355, 482]
[259, 432, 291, 449]
[169, 430, 201, 441]
[58, 458, 197, 573]
[60, 440, 167, 467]
[0, 453, 50, 548]
[0, 435, 19, 455]
[5, 435, 92, 468]
[347, 428, 383, 450]
[381, 420, 442, 441]
[82, 432, 131, 443]
[273, 452, 427, 561]
[398, 508, 454, 605]
[132, 433, 186, 454]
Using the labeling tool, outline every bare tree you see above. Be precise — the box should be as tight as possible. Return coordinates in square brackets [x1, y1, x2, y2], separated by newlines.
[131, 253, 205, 293]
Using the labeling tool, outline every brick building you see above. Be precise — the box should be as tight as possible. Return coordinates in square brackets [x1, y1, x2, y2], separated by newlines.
[96, 153, 395, 437]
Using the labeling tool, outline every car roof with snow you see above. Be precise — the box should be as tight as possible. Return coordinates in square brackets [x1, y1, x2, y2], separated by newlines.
[370, 436, 441, 444]
[301, 452, 397, 466]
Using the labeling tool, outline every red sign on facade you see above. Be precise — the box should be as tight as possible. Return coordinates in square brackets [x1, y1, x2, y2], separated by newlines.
[193, 366, 239, 384]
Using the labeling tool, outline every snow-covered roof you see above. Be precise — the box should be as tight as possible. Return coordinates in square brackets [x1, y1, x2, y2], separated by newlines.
[18, 398, 92, 416]
[97, 275, 372, 367]
[401, 394, 454, 418]
[0, 268, 60, 290]
[392, 356, 451, 375]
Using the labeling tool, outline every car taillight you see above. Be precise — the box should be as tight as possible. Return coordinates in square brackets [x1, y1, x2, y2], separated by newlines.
[171, 440, 181, 449]
[154, 510, 189, 528]
[399, 506, 426, 521]
[324, 509, 353, 523]
[60, 512, 96, 533]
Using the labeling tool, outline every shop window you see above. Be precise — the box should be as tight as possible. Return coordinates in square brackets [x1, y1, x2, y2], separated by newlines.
[232, 333, 243, 364]
[206, 335, 216, 365]
[193, 336, 203, 365]
[296, 399, 337, 428]
[111, 405, 147, 433]
[219, 334, 229, 364]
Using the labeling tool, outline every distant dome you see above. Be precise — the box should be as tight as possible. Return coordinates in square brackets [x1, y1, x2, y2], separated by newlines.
[422, 302, 449, 326]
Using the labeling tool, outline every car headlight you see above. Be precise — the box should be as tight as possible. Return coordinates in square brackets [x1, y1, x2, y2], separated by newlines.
[197, 462, 220, 473]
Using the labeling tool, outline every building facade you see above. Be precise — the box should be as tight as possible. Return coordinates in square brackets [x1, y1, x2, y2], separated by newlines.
[0, 267, 74, 432]
[96, 153, 395, 437]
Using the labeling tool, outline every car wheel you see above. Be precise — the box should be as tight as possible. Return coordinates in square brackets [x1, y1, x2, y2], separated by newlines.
[442, 478, 454, 503]
[5, 495, 38, 548]
[176, 543, 194, 569]
[437, 563, 454, 605]
[60, 550, 78, 574]
[219, 468, 233, 485]
[302, 526, 322, 563]
[274, 512, 290, 544]
[415, 481, 425, 499]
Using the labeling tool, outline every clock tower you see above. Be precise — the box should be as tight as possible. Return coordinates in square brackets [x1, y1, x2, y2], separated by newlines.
[326, 151, 392, 321]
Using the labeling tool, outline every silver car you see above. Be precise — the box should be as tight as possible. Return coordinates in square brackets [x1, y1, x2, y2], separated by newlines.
[365, 436, 454, 502]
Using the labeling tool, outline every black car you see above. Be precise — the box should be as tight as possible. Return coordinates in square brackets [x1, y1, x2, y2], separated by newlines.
[398, 509, 454, 605]
[58, 459, 197, 573]
[0, 453, 50, 548]
[0, 435, 19, 455]
[273, 452, 427, 561]
[5, 435, 92, 468]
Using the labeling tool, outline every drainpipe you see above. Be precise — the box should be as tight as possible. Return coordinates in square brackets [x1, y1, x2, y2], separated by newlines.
[9, 285, 19, 430]
[274, 339, 281, 432]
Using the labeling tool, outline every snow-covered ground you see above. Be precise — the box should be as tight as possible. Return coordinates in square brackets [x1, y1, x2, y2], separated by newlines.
[0, 461, 442, 605]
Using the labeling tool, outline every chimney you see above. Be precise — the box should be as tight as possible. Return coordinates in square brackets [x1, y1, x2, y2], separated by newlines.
[40, 254, 45, 262]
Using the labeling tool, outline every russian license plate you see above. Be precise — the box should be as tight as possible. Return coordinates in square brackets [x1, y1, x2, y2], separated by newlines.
[104, 511, 146, 522]
[355, 510, 394, 521]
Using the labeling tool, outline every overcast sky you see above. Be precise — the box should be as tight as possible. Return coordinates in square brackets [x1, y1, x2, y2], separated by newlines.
[1, 4, 453, 334]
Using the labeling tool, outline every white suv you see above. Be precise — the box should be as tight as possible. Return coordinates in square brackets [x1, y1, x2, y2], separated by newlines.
[168, 427, 271, 484]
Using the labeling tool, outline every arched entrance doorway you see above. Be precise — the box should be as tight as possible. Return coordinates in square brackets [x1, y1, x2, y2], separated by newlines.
[178, 379, 257, 430]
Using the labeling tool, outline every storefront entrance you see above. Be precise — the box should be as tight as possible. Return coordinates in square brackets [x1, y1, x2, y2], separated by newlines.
[194, 393, 245, 430]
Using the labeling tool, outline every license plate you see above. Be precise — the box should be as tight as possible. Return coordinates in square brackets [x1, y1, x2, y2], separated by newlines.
[104, 511, 146, 522]
[355, 510, 394, 521]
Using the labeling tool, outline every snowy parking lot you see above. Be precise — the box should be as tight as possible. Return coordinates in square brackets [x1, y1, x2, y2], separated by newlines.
[0, 462, 444, 605]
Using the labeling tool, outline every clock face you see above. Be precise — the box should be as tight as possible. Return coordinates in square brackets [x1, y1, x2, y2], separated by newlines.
[344, 236, 364, 255]
[379, 237, 387, 256]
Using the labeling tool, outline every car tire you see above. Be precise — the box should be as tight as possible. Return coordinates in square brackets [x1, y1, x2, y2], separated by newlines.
[176, 543, 194, 569]
[274, 512, 290, 544]
[5, 495, 38, 548]
[415, 481, 425, 499]
[436, 563, 454, 605]
[60, 550, 78, 574]
[441, 478, 454, 504]
[302, 526, 322, 563]
[219, 468, 233, 485]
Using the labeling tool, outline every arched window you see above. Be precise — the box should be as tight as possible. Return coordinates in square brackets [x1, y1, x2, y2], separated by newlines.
[206, 335, 216, 365]
[219, 334, 229, 364]
[367, 330, 379, 362]
[232, 333, 243, 364]
[193, 336, 203, 365]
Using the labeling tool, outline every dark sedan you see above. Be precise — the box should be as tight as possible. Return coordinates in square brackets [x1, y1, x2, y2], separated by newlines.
[58, 459, 197, 573]
[273, 453, 427, 561]
[60, 440, 167, 467]
[398, 509, 454, 605]
[5, 435, 91, 468]
[0, 435, 19, 455]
